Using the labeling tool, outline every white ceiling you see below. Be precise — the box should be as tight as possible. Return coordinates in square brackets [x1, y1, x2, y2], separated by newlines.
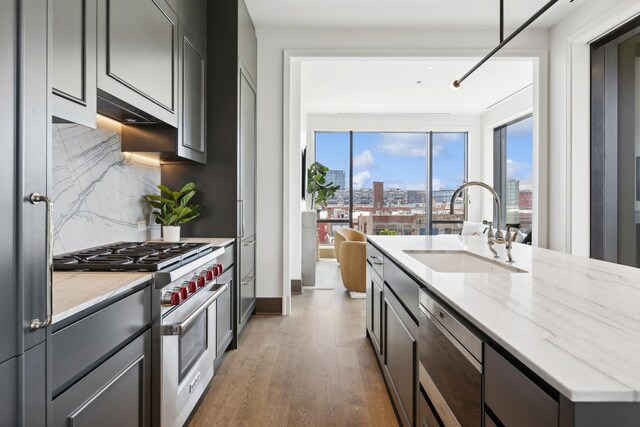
[301, 59, 533, 115]
[245, 0, 589, 30]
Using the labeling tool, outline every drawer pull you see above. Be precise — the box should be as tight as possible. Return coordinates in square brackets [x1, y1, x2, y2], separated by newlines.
[368, 255, 384, 265]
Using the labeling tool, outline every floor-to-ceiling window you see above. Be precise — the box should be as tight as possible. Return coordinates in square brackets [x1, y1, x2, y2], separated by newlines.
[314, 132, 350, 245]
[494, 116, 534, 234]
[430, 132, 468, 235]
[314, 130, 467, 244]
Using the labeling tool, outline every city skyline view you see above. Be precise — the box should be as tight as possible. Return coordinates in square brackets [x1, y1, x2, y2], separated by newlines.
[315, 131, 470, 192]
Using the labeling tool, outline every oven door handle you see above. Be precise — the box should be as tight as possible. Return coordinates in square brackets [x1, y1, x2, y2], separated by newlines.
[163, 283, 228, 336]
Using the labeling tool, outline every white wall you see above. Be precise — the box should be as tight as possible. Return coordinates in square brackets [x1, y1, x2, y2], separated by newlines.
[256, 28, 549, 303]
[548, 0, 640, 255]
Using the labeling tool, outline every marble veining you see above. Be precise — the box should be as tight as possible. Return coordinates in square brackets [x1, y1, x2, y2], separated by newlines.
[52, 116, 160, 254]
[368, 235, 640, 402]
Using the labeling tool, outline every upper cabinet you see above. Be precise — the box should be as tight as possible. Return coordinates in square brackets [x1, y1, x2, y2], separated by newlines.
[52, 0, 97, 128]
[177, 22, 206, 163]
[180, 0, 207, 49]
[97, 0, 179, 126]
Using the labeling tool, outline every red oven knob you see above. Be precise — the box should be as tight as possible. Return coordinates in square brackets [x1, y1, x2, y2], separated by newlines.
[170, 291, 181, 306]
[197, 275, 206, 287]
[188, 280, 197, 294]
[205, 269, 213, 281]
[216, 264, 224, 276]
[178, 286, 189, 300]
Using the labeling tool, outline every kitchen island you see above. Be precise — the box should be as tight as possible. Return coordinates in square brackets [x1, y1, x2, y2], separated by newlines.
[366, 235, 640, 427]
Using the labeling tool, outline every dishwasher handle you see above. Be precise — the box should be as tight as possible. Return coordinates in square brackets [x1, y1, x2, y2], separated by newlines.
[419, 289, 483, 364]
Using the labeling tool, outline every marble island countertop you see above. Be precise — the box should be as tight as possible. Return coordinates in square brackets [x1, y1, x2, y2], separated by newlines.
[367, 235, 640, 403]
[53, 237, 235, 324]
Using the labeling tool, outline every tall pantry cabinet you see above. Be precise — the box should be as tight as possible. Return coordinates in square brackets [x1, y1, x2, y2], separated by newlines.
[1, 1, 51, 425]
[161, 0, 258, 345]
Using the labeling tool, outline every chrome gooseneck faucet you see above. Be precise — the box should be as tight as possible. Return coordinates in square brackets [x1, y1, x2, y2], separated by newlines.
[449, 181, 515, 263]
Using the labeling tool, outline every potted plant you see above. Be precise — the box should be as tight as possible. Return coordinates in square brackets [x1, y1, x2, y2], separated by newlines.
[144, 182, 201, 242]
[306, 161, 340, 211]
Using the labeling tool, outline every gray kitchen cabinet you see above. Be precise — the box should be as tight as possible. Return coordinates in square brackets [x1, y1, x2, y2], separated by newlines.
[239, 271, 256, 326]
[179, 0, 207, 48]
[239, 68, 257, 239]
[52, 286, 151, 393]
[237, 65, 257, 335]
[384, 287, 417, 427]
[419, 387, 442, 427]
[1, 0, 50, 424]
[371, 268, 383, 356]
[485, 344, 558, 427]
[177, 23, 206, 163]
[0, 357, 18, 427]
[216, 267, 234, 358]
[97, 0, 179, 126]
[52, 330, 151, 427]
[52, 0, 97, 128]
[0, 0, 18, 367]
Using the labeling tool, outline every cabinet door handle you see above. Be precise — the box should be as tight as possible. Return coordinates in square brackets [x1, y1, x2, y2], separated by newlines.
[368, 255, 384, 265]
[241, 275, 255, 285]
[238, 199, 245, 238]
[242, 238, 255, 246]
[29, 193, 53, 331]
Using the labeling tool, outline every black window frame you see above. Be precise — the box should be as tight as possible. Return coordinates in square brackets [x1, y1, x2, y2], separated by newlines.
[493, 114, 533, 231]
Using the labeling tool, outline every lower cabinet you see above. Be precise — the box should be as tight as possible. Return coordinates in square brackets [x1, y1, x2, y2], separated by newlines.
[369, 266, 383, 356]
[484, 345, 558, 427]
[419, 387, 442, 427]
[384, 288, 417, 427]
[216, 268, 234, 358]
[52, 329, 151, 427]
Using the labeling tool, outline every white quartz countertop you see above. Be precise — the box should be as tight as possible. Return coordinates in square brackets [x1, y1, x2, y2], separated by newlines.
[53, 237, 235, 324]
[367, 235, 640, 403]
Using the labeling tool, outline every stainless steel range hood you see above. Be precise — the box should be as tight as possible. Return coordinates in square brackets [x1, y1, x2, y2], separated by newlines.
[97, 89, 159, 124]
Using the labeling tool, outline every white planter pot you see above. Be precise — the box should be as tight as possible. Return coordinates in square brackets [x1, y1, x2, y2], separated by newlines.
[162, 226, 181, 242]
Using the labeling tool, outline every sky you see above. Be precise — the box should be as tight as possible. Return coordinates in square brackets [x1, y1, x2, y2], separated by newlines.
[315, 131, 466, 191]
[315, 118, 532, 192]
[505, 116, 534, 190]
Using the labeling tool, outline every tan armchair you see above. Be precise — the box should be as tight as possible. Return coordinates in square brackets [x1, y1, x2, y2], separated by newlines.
[334, 228, 366, 292]
[334, 228, 366, 264]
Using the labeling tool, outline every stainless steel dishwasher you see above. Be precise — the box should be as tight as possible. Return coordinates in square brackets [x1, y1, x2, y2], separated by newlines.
[418, 289, 483, 427]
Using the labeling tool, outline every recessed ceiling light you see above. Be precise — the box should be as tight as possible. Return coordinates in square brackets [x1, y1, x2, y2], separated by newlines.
[416, 80, 422, 84]
[427, 66, 435, 70]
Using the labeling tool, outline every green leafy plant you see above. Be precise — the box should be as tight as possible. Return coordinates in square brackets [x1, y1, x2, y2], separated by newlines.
[144, 182, 201, 226]
[378, 228, 397, 236]
[307, 161, 340, 209]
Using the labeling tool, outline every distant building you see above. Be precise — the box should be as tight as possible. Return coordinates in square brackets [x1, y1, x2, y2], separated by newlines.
[373, 181, 384, 210]
[407, 190, 426, 205]
[433, 189, 456, 204]
[519, 190, 533, 210]
[326, 170, 346, 190]
[506, 179, 520, 210]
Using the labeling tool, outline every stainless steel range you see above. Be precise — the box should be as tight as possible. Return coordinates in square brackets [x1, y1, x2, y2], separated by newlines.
[54, 242, 232, 427]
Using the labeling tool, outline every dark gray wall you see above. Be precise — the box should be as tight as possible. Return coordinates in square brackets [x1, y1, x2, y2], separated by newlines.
[161, 0, 240, 238]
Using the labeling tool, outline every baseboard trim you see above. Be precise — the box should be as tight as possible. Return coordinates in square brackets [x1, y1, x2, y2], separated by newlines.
[255, 297, 282, 314]
[291, 279, 302, 294]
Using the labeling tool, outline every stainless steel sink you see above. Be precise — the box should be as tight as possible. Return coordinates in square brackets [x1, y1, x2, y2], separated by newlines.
[403, 250, 527, 273]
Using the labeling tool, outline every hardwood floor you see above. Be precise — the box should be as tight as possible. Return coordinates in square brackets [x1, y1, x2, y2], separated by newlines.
[188, 286, 398, 427]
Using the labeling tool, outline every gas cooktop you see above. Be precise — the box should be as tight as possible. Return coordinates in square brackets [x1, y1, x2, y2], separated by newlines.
[53, 242, 214, 272]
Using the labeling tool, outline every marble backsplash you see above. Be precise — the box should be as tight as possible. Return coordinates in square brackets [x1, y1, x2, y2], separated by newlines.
[52, 116, 161, 254]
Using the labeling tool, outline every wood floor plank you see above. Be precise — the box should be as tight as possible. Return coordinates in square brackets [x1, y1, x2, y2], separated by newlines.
[188, 285, 398, 427]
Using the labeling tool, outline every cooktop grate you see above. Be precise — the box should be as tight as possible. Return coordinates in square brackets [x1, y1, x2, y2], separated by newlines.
[53, 242, 213, 272]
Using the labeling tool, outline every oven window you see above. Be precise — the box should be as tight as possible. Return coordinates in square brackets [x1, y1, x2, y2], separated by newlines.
[179, 310, 208, 383]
